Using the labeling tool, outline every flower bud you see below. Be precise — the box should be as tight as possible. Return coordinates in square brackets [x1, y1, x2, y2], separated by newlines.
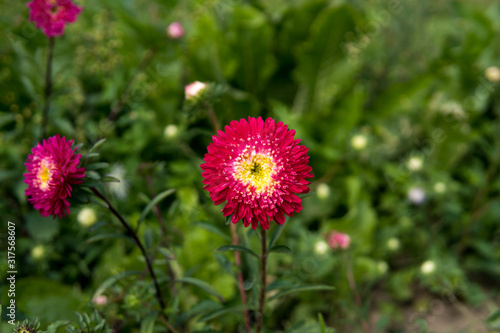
[185, 81, 207, 100]
[167, 21, 184, 39]
[314, 240, 329, 255]
[77, 207, 97, 227]
[485, 66, 500, 83]
[316, 183, 330, 200]
[407, 156, 423, 171]
[164, 124, 179, 139]
[327, 231, 350, 250]
[421, 260, 435, 274]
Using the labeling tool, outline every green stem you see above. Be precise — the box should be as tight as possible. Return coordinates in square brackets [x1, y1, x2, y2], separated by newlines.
[41, 37, 55, 139]
[256, 228, 267, 333]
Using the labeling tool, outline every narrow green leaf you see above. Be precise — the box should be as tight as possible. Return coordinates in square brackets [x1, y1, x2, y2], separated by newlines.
[158, 247, 176, 260]
[175, 277, 225, 302]
[90, 138, 107, 153]
[243, 278, 255, 291]
[136, 189, 176, 230]
[268, 224, 285, 249]
[216, 245, 259, 258]
[318, 313, 326, 333]
[197, 305, 251, 322]
[268, 285, 335, 301]
[268, 245, 292, 254]
[85, 162, 110, 171]
[93, 270, 144, 299]
[81, 153, 99, 160]
[225, 215, 232, 225]
[140, 312, 157, 333]
[45, 320, 70, 333]
[85, 233, 133, 245]
[487, 309, 500, 323]
[196, 222, 231, 242]
[101, 176, 120, 183]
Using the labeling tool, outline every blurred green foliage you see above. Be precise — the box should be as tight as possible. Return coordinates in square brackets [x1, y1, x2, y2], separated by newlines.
[1, 0, 500, 332]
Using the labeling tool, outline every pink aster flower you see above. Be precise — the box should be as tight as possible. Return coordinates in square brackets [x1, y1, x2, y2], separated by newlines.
[27, 0, 82, 38]
[185, 81, 207, 100]
[167, 21, 184, 39]
[327, 231, 350, 250]
[24, 135, 85, 218]
[201, 117, 313, 230]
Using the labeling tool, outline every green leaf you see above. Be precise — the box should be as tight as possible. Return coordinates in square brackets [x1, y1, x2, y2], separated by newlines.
[268, 245, 292, 254]
[216, 245, 259, 258]
[90, 138, 107, 153]
[158, 247, 176, 260]
[195, 222, 231, 242]
[44, 320, 70, 333]
[85, 233, 134, 245]
[268, 224, 285, 249]
[268, 285, 335, 301]
[81, 153, 99, 160]
[85, 162, 110, 171]
[175, 277, 225, 302]
[93, 270, 144, 299]
[487, 310, 500, 323]
[101, 176, 120, 183]
[197, 305, 251, 322]
[140, 312, 157, 333]
[136, 189, 176, 230]
[0, 112, 16, 128]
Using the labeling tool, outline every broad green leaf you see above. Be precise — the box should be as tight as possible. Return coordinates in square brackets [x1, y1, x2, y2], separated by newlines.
[85, 162, 110, 171]
[81, 153, 99, 160]
[216, 245, 259, 258]
[487, 310, 500, 323]
[140, 312, 157, 333]
[136, 189, 176, 230]
[93, 270, 144, 299]
[268, 285, 335, 301]
[101, 176, 120, 183]
[175, 277, 225, 302]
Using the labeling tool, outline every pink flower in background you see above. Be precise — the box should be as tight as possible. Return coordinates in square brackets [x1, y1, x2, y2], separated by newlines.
[201, 117, 313, 230]
[27, 0, 82, 38]
[327, 231, 351, 250]
[185, 81, 207, 100]
[92, 295, 108, 305]
[24, 135, 85, 218]
[167, 21, 184, 39]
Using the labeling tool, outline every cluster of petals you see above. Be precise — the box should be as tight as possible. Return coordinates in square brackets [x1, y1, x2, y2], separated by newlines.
[167, 21, 184, 39]
[24, 135, 85, 218]
[27, 0, 82, 38]
[201, 117, 313, 230]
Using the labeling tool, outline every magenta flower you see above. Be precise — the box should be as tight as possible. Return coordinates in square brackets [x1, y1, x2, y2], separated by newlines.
[24, 135, 85, 218]
[201, 117, 313, 230]
[27, 0, 82, 38]
[327, 231, 350, 250]
[167, 21, 184, 39]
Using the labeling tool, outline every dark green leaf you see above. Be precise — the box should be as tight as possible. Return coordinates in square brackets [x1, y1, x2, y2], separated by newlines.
[216, 245, 259, 258]
[175, 277, 224, 302]
[93, 270, 144, 299]
[268, 245, 292, 254]
[268, 285, 335, 301]
[196, 222, 231, 242]
[86, 162, 110, 171]
[197, 305, 251, 322]
[90, 138, 107, 153]
[136, 189, 176, 230]
[85, 233, 133, 245]
[140, 312, 157, 333]
[158, 247, 176, 260]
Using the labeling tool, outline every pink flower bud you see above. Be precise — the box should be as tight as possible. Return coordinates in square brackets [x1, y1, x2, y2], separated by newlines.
[92, 295, 108, 305]
[167, 22, 184, 39]
[185, 81, 207, 100]
[327, 231, 350, 250]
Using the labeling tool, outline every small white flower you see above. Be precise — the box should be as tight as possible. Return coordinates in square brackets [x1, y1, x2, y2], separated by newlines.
[377, 261, 388, 275]
[407, 156, 423, 171]
[77, 207, 97, 227]
[408, 186, 425, 204]
[316, 183, 331, 200]
[164, 124, 179, 139]
[314, 240, 329, 256]
[434, 182, 446, 194]
[106, 164, 129, 199]
[387, 237, 400, 251]
[421, 260, 435, 274]
[351, 134, 367, 150]
[31, 245, 45, 259]
[485, 66, 500, 83]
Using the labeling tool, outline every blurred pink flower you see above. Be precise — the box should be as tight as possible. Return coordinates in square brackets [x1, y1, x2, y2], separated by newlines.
[327, 231, 350, 250]
[185, 81, 207, 100]
[27, 0, 82, 38]
[92, 295, 108, 305]
[167, 21, 184, 39]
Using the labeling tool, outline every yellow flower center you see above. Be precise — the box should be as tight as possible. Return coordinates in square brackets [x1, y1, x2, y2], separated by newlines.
[37, 159, 55, 191]
[234, 152, 275, 194]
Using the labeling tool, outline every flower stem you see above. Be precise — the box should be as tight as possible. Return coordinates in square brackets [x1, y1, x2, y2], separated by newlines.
[230, 223, 251, 333]
[90, 187, 178, 332]
[41, 37, 55, 139]
[256, 228, 267, 333]
[343, 252, 370, 333]
[108, 48, 156, 121]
